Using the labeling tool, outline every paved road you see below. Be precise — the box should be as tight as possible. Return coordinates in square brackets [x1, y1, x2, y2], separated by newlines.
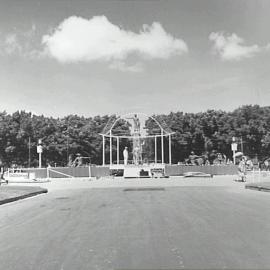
[1, 181, 270, 269]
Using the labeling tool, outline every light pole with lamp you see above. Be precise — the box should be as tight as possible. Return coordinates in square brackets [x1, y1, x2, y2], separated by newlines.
[37, 139, 43, 168]
[231, 137, 238, 165]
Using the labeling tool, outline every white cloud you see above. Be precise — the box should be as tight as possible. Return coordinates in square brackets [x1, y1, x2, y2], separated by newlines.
[265, 43, 270, 50]
[209, 32, 260, 61]
[42, 15, 188, 65]
[109, 61, 143, 73]
[3, 33, 22, 55]
[0, 25, 42, 58]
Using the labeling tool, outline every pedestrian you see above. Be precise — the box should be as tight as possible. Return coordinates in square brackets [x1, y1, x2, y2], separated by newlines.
[189, 151, 197, 165]
[246, 159, 253, 170]
[264, 159, 269, 171]
[238, 156, 247, 182]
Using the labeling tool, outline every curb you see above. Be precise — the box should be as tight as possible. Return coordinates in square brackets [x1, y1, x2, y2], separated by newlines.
[7, 181, 50, 184]
[245, 184, 270, 192]
[0, 188, 48, 205]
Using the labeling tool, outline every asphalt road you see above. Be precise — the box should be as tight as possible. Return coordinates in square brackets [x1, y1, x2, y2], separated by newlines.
[0, 183, 270, 270]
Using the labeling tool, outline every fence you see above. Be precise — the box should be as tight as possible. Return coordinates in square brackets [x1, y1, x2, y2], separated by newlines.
[250, 169, 270, 183]
[7, 164, 241, 180]
[19, 166, 110, 179]
[164, 164, 238, 176]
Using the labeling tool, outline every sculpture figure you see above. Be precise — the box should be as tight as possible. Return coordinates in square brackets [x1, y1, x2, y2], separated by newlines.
[123, 147, 128, 165]
[133, 146, 140, 165]
[133, 114, 140, 133]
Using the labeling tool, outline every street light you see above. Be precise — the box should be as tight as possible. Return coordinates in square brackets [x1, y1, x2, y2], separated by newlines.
[37, 139, 43, 168]
[231, 137, 238, 165]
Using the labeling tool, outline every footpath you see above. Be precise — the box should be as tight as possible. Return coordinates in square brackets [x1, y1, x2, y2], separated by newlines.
[0, 185, 48, 205]
[245, 182, 270, 192]
[1, 174, 269, 205]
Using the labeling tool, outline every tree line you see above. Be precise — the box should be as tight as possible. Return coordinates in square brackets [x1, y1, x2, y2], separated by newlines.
[0, 105, 270, 167]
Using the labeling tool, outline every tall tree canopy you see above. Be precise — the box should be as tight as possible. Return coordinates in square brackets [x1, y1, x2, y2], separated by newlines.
[0, 105, 270, 167]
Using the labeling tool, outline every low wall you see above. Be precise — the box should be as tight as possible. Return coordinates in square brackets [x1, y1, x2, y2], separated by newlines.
[165, 165, 238, 176]
[23, 166, 110, 179]
[17, 165, 237, 179]
[48, 167, 90, 178]
[26, 168, 47, 178]
[90, 166, 110, 177]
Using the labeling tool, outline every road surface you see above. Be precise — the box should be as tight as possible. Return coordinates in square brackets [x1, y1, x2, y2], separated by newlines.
[1, 178, 270, 269]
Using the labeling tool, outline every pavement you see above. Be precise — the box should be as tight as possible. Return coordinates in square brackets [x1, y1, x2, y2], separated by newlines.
[245, 181, 270, 192]
[0, 185, 48, 205]
[0, 175, 270, 269]
[7, 175, 254, 192]
[2, 175, 240, 205]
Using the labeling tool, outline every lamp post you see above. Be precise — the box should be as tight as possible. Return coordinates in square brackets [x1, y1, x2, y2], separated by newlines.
[110, 130, 112, 166]
[161, 130, 164, 164]
[154, 136, 157, 163]
[102, 135, 105, 166]
[66, 120, 70, 166]
[169, 134, 172, 165]
[117, 137, 119, 165]
[37, 139, 43, 168]
[231, 137, 238, 165]
[28, 137, 31, 168]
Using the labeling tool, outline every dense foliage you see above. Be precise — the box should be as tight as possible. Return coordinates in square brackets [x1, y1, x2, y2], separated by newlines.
[0, 105, 270, 167]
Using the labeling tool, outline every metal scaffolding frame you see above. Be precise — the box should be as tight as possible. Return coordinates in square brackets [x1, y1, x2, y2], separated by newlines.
[100, 112, 174, 166]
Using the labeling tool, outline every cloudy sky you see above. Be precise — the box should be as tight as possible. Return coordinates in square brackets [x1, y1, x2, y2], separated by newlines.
[0, 0, 270, 117]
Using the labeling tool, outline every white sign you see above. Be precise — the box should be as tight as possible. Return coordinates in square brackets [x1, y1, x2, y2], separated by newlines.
[37, 145, 43, 153]
[231, 143, 237, 151]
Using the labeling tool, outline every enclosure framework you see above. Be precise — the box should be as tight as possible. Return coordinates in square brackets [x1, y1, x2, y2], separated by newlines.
[100, 113, 174, 166]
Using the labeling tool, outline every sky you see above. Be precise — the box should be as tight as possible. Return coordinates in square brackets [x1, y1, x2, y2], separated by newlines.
[0, 0, 270, 117]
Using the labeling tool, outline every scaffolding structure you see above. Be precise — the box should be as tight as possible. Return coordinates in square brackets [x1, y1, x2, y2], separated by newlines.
[100, 112, 175, 166]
